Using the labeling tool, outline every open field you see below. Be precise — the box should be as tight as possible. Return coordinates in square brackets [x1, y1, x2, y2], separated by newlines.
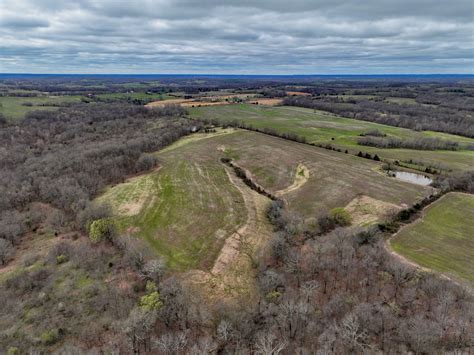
[189, 104, 474, 171]
[146, 95, 279, 108]
[216, 130, 433, 220]
[98, 129, 433, 273]
[0, 95, 83, 120]
[96, 129, 246, 271]
[247, 98, 283, 106]
[287, 91, 311, 96]
[390, 193, 474, 284]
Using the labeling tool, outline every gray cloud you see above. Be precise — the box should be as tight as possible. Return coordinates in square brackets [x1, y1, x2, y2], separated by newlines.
[0, 0, 472, 74]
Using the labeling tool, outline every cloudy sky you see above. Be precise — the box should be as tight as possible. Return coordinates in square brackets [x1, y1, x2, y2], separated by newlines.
[0, 0, 473, 74]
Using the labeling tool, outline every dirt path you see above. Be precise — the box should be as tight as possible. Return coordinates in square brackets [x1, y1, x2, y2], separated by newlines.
[212, 166, 269, 273]
[275, 163, 309, 197]
[184, 164, 273, 303]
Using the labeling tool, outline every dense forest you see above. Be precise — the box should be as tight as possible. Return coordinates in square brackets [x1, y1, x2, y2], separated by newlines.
[0, 103, 195, 267]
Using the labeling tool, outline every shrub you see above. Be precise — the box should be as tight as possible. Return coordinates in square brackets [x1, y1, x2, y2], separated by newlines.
[139, 281, 163, 311]
[354, 226, 380, 246]
[41, 329, 61, 345]
[89, 218, 116, 243]
[56, 254, 68, 264]
[329, 208, 352, 226]
[318, 214, 336, 234]
[77, 203, 111, 233]
[382, 163, 393, 171]
[267, 200, 285, 227]
[361, 129, 386, 137]
[266, 290, 282, 302]
[7, 347, 19, 355]
[135, 154, 158, 172]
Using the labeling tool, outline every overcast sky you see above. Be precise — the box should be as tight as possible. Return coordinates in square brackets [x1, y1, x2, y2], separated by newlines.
[0, 0, 473, 74]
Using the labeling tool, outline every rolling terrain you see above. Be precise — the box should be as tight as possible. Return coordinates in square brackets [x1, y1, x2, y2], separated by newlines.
[96, 129, 247, 271]
[0, 75, 473, 353]
[97, 128, 434, 274]
[190, 104, 474, 172]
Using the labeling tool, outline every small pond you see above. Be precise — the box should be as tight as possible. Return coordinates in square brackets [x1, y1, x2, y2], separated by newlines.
[394, 171, 433, 186]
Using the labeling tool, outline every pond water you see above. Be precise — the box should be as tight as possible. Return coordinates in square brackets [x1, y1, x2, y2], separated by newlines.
[394, 171, 433, 186]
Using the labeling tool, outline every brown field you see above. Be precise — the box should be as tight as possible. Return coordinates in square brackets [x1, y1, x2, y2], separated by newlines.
[286, 91, 311, 96]
[247, 98, 283, 106]
[145, 98, 194, 107]
[181, 101, 231, 108]
[146, 95, 281, 108]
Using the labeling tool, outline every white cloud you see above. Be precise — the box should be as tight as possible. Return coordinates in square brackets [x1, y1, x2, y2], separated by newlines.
[0, 0, 472, 73]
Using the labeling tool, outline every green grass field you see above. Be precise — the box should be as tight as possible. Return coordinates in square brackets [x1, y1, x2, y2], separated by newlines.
[96, 129, 247, 271]
[189, 104, 474, 172]
[97, 129, 433, 271]
[0, 95, 83, 120]
[391, 193, 474, 283]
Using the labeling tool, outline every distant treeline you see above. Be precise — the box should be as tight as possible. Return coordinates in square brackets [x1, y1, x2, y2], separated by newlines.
[357, 136, 472, 151]
[283, 96, 474, 138]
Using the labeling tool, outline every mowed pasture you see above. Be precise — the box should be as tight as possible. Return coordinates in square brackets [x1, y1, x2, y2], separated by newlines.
[218, 130, 433, 221]
[98, 129, 433, 274]
[390, 193, 474, 284]
[0, 95, 83, 120]
[189, 104, 474, 172]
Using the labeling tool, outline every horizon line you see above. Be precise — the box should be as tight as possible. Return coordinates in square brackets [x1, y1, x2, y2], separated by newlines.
[1, 73, 473, 77]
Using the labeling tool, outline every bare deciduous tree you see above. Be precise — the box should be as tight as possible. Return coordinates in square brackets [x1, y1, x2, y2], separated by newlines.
[154, 330, 189, 355]
[337, 313, 370, 352]
[123, 308, 157, 354]
[254, 332, 287, 355]
[217, 319, 234, 344]
[140, 258, 166, 284]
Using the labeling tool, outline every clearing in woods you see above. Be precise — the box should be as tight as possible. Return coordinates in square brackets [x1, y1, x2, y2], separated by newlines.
[0, 95, 83, 121]
[390, 193, 474, 284]
[97, 129, 247, 271]
[97, 129, 433, 274]
[189, 104, 474, 172]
